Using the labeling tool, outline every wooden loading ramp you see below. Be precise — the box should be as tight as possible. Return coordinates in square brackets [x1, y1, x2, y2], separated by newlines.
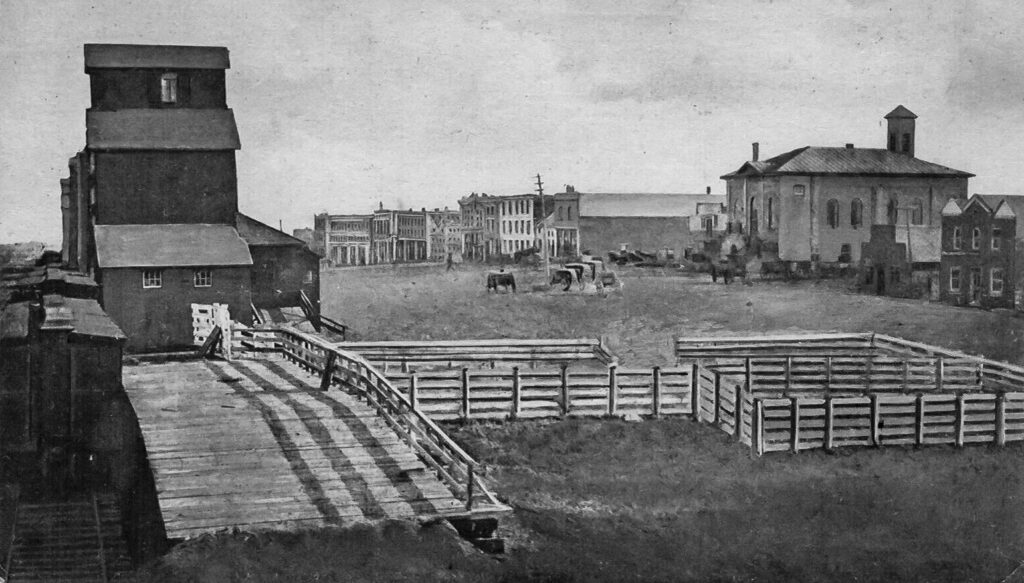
[124, 357, 482, 540]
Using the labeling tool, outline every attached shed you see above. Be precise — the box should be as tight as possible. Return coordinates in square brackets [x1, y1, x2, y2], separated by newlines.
[235, 213, 320, 309]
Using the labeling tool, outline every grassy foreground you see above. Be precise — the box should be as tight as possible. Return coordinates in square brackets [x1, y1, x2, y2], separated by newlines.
[135, 265, 1024, 581]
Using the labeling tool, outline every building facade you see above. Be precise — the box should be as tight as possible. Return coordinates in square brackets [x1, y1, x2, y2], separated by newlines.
[940, 196, 1017, 309]
[458, 193, 500, 261]
[317, 213, 373, 266]
[721, 107, 973, 264]
[427, 208, 462, 261]
[370, 207, 429, 263]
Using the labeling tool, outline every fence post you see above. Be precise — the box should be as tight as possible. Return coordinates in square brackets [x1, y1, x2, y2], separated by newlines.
[511, 366, 521, 420]
[465, 465, 475, 511]
[461, 367, 471, 422]
[734, 382, 744, 440]
[790, 397, 801, 453]
[784, 357, 792, 393]
[976, 363, 984, 390]
[870, 393, 880, 447]
[824, 396, 834, 451]
[690, 363, 699, 421]
[713, 372, 722, 425]
[935, 358, 944, 392]
[652, 366, 662, 418]
[752, 399, 764, 457]
[914, 393, 925, 447]
[996, 392, 1006, 447]
[744, 357, 753, 396]
[607, 363, 618, 417]
[824, 356, 832, 393]
[955, 392, 965, 448]
[560, 364, 570, 417]
[409, 371, 419, 413]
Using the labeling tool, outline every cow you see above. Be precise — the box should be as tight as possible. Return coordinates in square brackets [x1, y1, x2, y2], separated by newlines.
[486, 271, 516, 293]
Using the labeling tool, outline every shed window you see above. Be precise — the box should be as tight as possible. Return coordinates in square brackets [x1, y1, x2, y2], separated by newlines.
[826, 199, 839, 228]
[971, 227, 981, 250]
[992, 227, 1001, 250]
[793, 185, 805, 197]
[991, 268, 1004, 296]
[193, 269, 212, 288]
[160, 73, 178, 103]
[949, 267, 961, 292]
[143, 270, 163, 289]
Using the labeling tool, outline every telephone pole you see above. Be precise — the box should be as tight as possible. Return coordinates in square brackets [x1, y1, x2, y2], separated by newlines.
[535, 173, 544, 196]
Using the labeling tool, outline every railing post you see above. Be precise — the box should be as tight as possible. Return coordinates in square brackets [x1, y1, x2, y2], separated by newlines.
[560, 364, 570, 416]
[319, 351, 337, 392]
[690, 363, 699, 421]
[461, 367, 471, 422]
[607, 363, 618, 417]
[996, 392, 1006, 447]
[790, 396, 801, 453]
[511, 366, 521, 420]
[734, 382, 744, 440]
[652, 366, 662, 418]
[466, 465, 475, 511]
[409, 371, 419, 413]
[870, 393, 880, 447]
[936, 358, 944, 392]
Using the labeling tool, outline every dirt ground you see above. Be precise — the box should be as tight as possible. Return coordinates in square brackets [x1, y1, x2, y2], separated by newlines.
[138, 264, 1024, 582]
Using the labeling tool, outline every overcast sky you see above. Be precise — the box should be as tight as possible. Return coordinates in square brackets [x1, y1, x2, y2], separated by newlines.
[2, 0, 1024, 245]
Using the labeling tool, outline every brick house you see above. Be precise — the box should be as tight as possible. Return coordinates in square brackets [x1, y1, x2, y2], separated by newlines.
[939, 196, 1017, 309]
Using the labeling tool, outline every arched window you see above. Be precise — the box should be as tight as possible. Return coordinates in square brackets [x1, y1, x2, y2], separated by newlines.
[850, 198, 863, 228]
[826, 199, 839, 228]
[767, 198, 775, 230]
[911, 199, 924, 225]
[952, 226, 962, 250]
[567, 206, 573, 220]
[972, 227, 981, 250]
[749, 196, 759, 232]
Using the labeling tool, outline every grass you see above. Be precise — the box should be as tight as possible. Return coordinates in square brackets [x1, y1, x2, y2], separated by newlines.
[136, 264, 1024, 582]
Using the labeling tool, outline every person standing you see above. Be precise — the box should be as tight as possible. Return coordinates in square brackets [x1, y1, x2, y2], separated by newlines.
[446, 252, 454, 271]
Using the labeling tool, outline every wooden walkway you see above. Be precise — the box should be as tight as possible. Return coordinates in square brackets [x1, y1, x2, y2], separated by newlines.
[123, 357, 468, 539]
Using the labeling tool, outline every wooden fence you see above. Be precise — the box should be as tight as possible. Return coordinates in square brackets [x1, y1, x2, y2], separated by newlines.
[261, 327, 506, 512]
[675, 333, 876, 361]
[385, 364, 693, 421]
[334, 338, 617, 370]
[677, 332, 1024, 455]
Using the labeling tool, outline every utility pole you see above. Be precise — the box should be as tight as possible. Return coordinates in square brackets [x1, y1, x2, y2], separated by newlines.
[535, 173, 544, 197]
[535, 173, 550, 279]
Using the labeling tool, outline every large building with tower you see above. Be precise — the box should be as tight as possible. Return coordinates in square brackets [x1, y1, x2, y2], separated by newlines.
[721, 106, 973, 265]
[60, 44, 317, 351]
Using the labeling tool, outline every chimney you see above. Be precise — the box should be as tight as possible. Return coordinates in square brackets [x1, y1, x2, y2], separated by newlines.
[706, 186, 711, 195]
[752, 142, 759, 162]
[845, 143, 854, 149]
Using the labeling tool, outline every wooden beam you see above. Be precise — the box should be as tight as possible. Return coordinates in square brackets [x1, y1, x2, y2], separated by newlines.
[319, 352, 337, 392]
[560, 364, 570, 416]
[824, 396, 834, 451]
[607, 363, 618, 417]
[870, 393, 880, 447]
[790, 397, 801, 453]
[409, 371, 419, 413]
[915, 393, 925, 446]
[511, 366, 521, 420]
[460, 368, 470, 422]
[690, 363, 699, 421]
[652, 366, 662, 418]
[996, 392, 1006, 446]
[955, 392, 965, 448]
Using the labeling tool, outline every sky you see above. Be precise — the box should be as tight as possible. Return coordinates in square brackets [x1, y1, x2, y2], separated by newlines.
[3, 0, 1024, 245]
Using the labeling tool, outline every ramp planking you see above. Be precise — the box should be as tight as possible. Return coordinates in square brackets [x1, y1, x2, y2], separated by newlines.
[124, 357, 467, 539]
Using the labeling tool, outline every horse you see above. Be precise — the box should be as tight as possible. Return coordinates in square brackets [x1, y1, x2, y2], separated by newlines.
[513, 246, 539, 264]
[486, 271, 516, 293]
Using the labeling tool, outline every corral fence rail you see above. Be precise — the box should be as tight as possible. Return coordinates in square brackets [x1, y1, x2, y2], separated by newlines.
[675, 332, 1024, 455]
[239, 326, 505, 512]
[334, 337, 617, 370]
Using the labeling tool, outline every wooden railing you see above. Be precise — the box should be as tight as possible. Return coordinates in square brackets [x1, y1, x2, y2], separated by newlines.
[269, 327, 503, 511]
[336, 338, 617, 370]
[299, 289, 348, 340]
[384, 364, 694, 421]
[872, 334, 1024, 393]
[675, 332, 876, 361]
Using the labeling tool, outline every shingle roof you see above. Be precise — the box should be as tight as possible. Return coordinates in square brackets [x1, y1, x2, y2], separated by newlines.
[94, 224, 253, 268]
[578, 193, 725, 217]
[84, 44, 230, 70]
[721, 146, 973, 179]
[1, 296, 125, 342]
[235, 213, 306, 247]
[86, 109, 241, 151]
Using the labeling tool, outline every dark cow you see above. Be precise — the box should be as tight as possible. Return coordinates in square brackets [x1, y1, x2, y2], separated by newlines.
[486, 271, 516, 293]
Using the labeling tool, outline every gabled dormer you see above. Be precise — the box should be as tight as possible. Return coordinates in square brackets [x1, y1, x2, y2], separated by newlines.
[85, 44, 230, 111]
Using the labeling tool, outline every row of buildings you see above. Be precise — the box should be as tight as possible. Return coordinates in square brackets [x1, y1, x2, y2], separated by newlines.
[313, 187, 729, 266]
